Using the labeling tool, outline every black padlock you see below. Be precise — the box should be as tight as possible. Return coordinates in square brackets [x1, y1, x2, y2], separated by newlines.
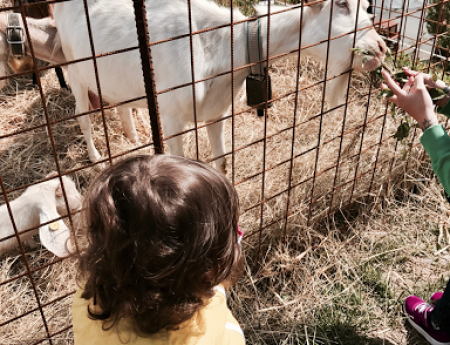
[246, 74, 273, 117]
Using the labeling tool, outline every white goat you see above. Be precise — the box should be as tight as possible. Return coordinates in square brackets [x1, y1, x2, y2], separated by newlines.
[0, 13, 139, 145]
[0, 0, 387, 173]
[0, 173, 82, 257]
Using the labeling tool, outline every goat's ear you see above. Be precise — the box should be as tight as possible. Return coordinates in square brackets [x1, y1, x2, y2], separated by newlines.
[46, 171, 58, 179]
[361, 0, 370, 11]
[39, 209, 70, 257]
[303, 0, 325, 11]
[46, 172, 64, 198]
[55, 183, 63, 197]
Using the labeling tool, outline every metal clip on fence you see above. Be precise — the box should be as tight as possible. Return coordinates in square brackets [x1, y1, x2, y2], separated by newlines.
[6, 13, 26, 58]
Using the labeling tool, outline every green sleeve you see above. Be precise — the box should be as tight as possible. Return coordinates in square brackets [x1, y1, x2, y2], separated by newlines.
[421, 124, 450, 195]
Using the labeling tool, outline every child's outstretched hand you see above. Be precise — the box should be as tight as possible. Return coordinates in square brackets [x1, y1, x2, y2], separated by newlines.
[382, 69, 439, 131]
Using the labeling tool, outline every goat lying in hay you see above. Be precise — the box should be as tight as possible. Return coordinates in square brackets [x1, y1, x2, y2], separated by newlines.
[0, 172, 82, 257]
[0, 0, 386, 173]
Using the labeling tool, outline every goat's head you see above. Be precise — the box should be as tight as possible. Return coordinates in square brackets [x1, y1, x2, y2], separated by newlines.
[7, 55, 34, 76]
[34, 172, 83, 257]
[301, 0, 387, 73]
[0, 15, 65, 91]
[0, 21, 34, 90]
[47, 172, 83, 216]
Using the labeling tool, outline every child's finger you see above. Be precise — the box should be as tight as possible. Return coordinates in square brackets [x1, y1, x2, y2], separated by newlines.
[402, 76, 415, 93]
[387, 94, 398, 103]
[414, 73, 425, 89]
[402, 67, 418, 77]
[382, 70, 403, 95]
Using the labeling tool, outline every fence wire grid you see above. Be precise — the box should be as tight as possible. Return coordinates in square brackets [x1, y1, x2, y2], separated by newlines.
[0, 0, 448, 343]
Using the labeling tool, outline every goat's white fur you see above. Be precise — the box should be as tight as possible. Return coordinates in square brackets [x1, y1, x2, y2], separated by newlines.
[0, 0, 386, 172]
[0, 174, 82, 257]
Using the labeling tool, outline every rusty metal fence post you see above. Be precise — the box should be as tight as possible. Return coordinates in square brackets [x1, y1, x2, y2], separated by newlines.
[132, 0, 165, 154]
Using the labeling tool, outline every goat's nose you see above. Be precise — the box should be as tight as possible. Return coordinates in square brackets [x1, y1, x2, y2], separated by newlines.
[377, 38, 388, 57]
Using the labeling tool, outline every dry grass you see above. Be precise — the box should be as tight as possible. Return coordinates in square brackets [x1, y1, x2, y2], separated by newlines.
[0, 26, 446, 345]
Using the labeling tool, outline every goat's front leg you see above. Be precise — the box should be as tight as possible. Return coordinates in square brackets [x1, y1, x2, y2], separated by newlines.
[162, 119, 185, 157]
[206, 119, 226, 174]
[78, 115, 101, 163]
[117, 106, 139, 144]
[72, 84, 101, 162]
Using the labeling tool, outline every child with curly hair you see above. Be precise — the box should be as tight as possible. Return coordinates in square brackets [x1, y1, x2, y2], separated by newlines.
[71, 155, 245, 345]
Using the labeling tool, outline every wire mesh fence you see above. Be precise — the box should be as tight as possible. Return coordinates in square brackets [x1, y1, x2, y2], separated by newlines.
[0, 0, 448, 343]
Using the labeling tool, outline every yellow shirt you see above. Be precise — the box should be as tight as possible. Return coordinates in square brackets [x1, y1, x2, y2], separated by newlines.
[72, 285, 245, 345]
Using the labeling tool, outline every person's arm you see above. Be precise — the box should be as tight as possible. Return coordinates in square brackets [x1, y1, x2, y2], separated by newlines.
[421, 125, 450, 195]
[382, 70, 450, 195]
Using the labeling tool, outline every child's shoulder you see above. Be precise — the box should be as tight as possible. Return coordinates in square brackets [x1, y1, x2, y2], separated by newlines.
[181, 285, 245, 345]
[71, 285, 245, 345]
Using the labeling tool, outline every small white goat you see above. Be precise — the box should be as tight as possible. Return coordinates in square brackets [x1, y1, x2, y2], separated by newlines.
[0, 173, 82, 257]
[0, 0, 387, 173]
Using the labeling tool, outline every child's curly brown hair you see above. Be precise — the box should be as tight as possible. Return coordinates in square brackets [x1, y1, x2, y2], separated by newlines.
[77, 155, 241, 334]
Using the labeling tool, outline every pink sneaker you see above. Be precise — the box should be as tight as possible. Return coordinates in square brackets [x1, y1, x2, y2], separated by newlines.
[430, 292, 444, 305]
[404, 295, 450, 345]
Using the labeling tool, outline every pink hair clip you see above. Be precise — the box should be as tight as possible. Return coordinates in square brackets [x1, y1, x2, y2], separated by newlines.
[237, 224, 243, 245]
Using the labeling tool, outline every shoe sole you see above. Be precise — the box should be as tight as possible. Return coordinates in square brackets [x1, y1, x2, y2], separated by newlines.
[404, 302, 450, 345]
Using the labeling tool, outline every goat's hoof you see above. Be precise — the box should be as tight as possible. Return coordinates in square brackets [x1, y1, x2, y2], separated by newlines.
[216, 159, 227, 175]
[129, 135, 140, 144]
[93, 162, 107, 171]
[89, 153, 107, 170]
[89, 150, 102, 164]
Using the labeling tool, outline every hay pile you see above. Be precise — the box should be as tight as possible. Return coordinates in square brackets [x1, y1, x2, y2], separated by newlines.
[0, 39, 441, 345]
